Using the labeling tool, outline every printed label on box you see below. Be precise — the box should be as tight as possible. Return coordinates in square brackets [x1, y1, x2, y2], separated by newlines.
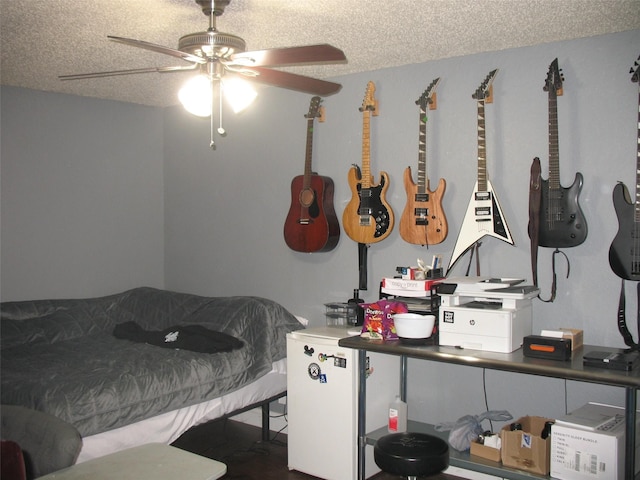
[521, 433, 532, 448]
[552, 431, 603, 477]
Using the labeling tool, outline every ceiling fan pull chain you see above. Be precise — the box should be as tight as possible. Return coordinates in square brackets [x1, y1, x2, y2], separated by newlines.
[218, 81, 226, 136]
[210, 77, 216, 148]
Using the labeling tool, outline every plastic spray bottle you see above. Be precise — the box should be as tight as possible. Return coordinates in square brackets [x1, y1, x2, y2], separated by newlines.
[388, 395, 407, 433]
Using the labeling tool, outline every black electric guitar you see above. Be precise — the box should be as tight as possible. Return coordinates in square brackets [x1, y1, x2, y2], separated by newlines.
[343, 81, 394, 244]
[609, 56, 640, 280]
[284, 96, 340, 252]
[535, 58, 587, 248]
[399, 78, 448, 246]
[448, 69, 513, 271]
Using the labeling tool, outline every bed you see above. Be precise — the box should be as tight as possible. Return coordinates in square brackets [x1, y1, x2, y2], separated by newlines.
[0, 287, 304, 462]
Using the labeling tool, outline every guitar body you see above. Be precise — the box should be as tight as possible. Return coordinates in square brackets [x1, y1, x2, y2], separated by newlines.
[399, 166, 447, 245]
[536, 173, 587, 248]
[609, 182, 640, 280]
[342, 166, 394, 244]
[449, 179, 514, 271]
[284, 173, 340, 253]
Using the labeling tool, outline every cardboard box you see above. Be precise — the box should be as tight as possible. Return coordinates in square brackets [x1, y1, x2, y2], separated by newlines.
[470, 440, 501, 462]
[500, 416, 552, 475]
[382, 277, 443, 291]
[550, 403, 640, 480]
[541, 328, 584, 351]
[559, 328, 583, 351]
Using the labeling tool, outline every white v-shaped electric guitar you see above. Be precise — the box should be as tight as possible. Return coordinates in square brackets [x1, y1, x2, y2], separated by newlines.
[448, 69, 514, 272]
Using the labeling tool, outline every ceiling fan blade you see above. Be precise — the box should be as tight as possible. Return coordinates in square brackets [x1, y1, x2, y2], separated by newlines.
[108, 35, 207, 65]
[230, 44, 346, 67]
[59, 65, 197, 81]
[245, 67, 342, 96]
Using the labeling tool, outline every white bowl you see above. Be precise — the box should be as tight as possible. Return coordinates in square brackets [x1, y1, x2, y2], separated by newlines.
[393, 313, 436, 341]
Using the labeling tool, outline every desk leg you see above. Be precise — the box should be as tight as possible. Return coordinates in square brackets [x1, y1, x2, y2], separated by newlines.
[625, 386, 637, 480]
[357, 349, 367, 480]
[400, 355, 408, 401]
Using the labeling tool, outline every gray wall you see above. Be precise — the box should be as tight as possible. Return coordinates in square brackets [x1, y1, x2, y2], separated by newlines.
[1, 89, 165, 300]
[2, 30, 638, 426]
[163, 30, 640, 423]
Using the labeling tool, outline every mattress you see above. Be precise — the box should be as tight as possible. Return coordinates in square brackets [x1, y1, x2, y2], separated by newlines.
[77, 358, 287, 462]
[1, 288, 303, 437]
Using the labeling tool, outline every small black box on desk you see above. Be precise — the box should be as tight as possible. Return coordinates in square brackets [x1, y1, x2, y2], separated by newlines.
[523, 335, 572, 361]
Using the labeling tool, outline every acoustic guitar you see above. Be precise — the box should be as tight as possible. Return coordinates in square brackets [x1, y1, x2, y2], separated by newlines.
[609, 56, 640, 280]
[400, 78, 448, 245]
[284, 96, 340, 253]
[448, 69, 513, 272]
[342, 81, 394, 244]
[533, 58, 587, 248]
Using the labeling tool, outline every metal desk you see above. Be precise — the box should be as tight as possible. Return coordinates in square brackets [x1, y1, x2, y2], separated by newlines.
[338, 336, 640, 480]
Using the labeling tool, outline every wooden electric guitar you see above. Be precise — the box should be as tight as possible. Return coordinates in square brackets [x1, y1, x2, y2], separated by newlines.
[284, 96, 340, 253]
[609, 56, 640, 280]
[343, 81, 394, 244]
[534, 58, 587, 248]
[448, 69, 513, 271]
[399, 78, 448, 245]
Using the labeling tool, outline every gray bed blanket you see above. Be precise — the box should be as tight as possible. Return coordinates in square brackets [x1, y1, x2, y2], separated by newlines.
[1, 287, 303, 437]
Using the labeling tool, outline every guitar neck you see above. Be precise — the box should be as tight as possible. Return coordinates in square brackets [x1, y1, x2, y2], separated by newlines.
[417, 107, 428, 194]
[303, 117, 314, 189]
[548, 88, 560, 189]
[635, 88, 640, 222]
[477, 99, 488, 191]
[361, 109, 372, 189]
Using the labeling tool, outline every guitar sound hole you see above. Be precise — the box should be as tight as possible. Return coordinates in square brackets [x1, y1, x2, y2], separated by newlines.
[299, 188, 315, 208]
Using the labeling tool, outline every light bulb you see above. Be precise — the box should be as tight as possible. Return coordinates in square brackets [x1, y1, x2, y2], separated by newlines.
[222, 77, 257, 113]
[179, 75, 212, 117]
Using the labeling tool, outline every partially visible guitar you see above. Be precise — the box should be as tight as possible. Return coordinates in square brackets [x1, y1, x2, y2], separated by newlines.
[399, 78, 448, 246]
[284, 96, 340, 253]
[343, 81, 394, 244]
[534, 58, 587, 248]
[448, 69, 513, 271]
[609, 56, 640, 280]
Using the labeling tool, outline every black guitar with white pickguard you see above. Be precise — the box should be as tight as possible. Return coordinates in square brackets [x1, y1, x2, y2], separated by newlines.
[448, 69, 514, 272]
[535, 58, 587, 248]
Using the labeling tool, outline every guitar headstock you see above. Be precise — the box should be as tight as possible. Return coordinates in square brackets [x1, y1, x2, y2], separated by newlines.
[472, 69, 498, 102]
[305, 96, 325, 122]
[416, 77, 441, 111]
[544, 58, 564, 96]
[630, 55, 640, 84]
[360, 81, 379, 115]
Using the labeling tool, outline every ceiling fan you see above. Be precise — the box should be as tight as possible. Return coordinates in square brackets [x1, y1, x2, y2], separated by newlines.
[59, 0, 347, 147]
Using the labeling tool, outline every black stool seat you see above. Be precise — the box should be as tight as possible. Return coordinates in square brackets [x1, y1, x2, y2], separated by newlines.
[374, 432, 449, 478]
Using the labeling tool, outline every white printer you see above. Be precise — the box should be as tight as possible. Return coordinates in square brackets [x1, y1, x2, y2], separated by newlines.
[437, 277, 539, 353]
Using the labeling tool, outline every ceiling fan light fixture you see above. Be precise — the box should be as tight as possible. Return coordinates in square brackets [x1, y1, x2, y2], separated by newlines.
[222, 77, 257, 113]
[178, 31, 246, 59]
[179, 74, 213, 117]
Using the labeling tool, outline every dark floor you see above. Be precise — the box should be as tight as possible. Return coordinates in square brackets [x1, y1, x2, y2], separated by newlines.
[171, 417, 464, 480]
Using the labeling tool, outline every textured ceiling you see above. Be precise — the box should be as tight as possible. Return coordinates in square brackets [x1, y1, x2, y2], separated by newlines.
[2, 0, 639, 107]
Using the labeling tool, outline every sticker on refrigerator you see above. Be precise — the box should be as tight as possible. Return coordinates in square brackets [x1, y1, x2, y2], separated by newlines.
[319, 374, 327, 383]
[308, 363, 321, 380]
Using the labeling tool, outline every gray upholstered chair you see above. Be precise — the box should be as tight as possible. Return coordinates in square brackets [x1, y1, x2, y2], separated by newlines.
[0, 405, 82, 479]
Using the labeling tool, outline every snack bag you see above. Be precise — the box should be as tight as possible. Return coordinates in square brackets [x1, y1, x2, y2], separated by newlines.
[360, 299, 408, 340]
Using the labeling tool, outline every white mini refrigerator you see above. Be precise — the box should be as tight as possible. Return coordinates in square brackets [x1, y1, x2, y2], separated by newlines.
[287, 327, 399, 480]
